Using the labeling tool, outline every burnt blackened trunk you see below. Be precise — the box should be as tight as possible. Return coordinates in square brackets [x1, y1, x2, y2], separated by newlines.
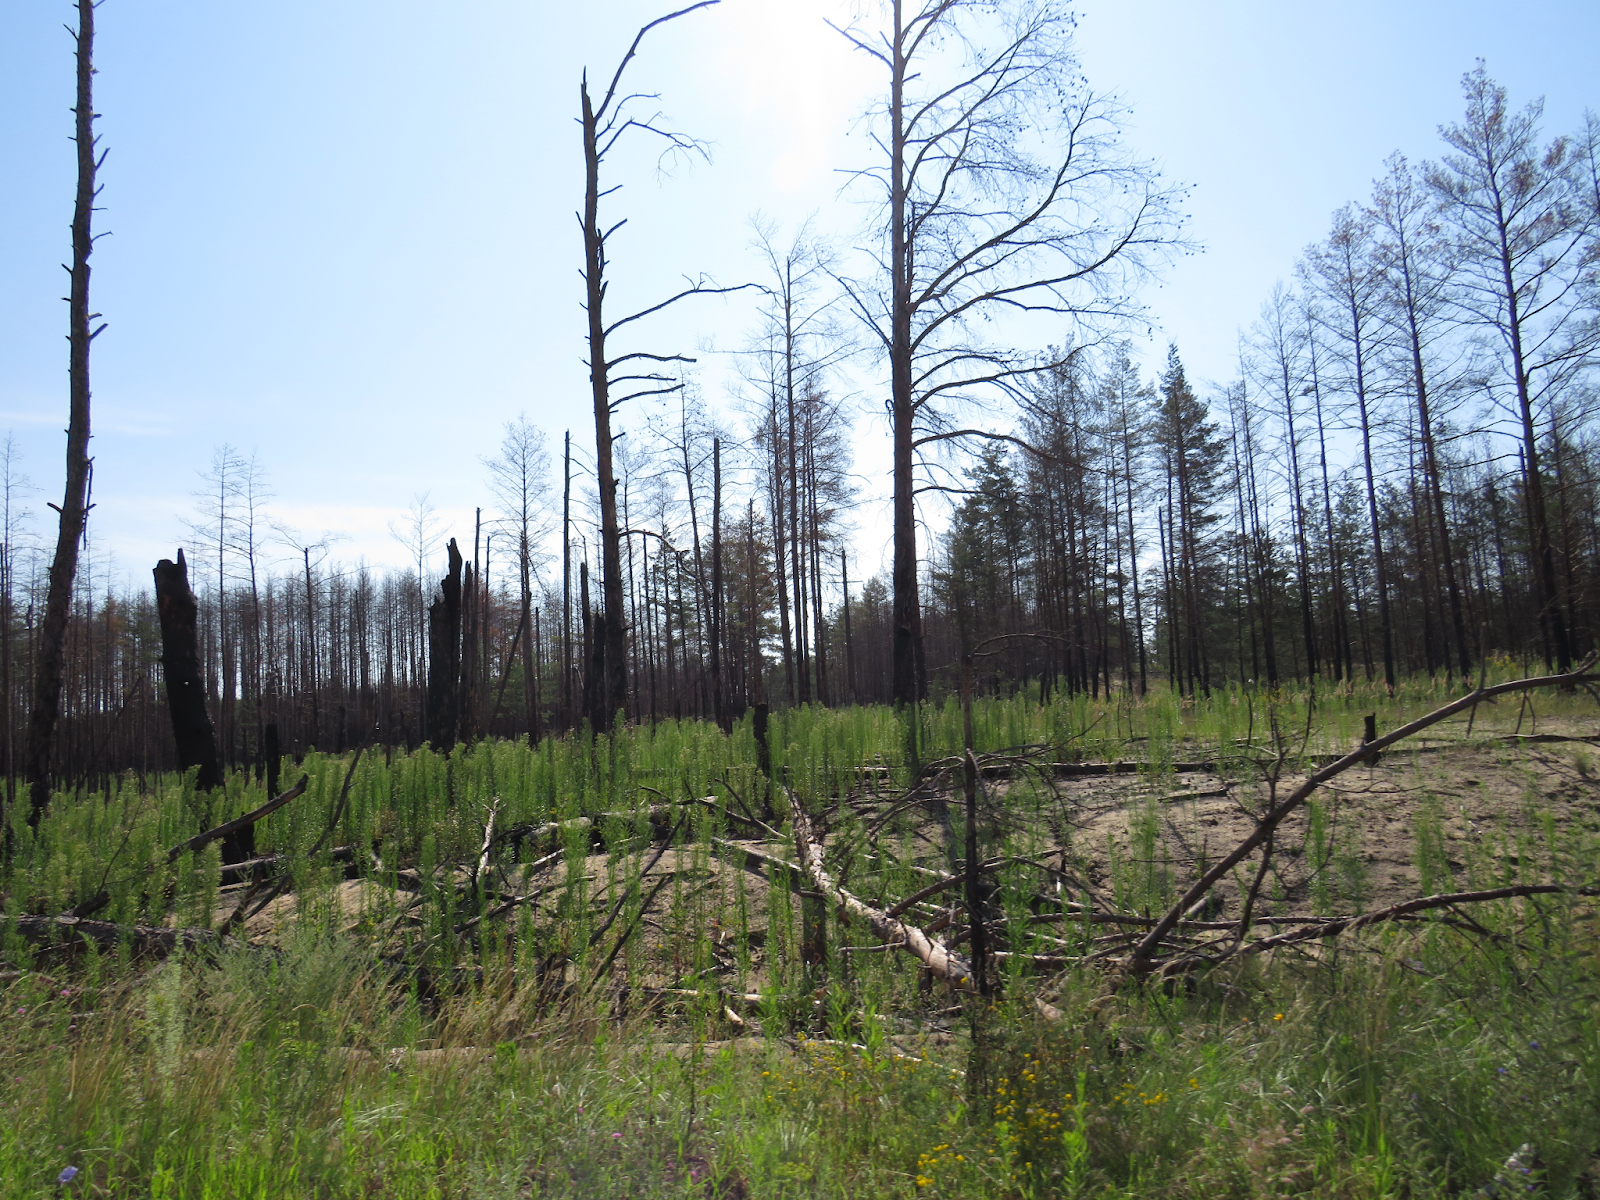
[154, 550, 223, 796]
[425, 539, 464, 751]
[459, 557, 479, 745]
[579, 561, 596, 731]
[588, 607, 609, 733]
[263, 720, 281, 798]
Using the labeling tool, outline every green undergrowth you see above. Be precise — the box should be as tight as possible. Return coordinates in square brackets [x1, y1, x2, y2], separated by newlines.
[4, 664, 1590, 926]
[0, 914, 1596, 1198]
[0, 674, 1596, 1196]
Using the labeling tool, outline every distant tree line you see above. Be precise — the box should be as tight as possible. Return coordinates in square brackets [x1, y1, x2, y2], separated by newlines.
[4, 0, 1597, 813]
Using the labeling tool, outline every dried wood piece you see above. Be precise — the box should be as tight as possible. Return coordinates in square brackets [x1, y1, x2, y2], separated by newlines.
[4, 913, 215, 955]
[790, 802, 981, 996]
[1125, 656, 1600, 979]
[167, 774, 309, 864]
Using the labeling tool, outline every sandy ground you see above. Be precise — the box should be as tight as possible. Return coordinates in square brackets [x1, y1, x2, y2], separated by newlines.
[212, 714, 1600, 982]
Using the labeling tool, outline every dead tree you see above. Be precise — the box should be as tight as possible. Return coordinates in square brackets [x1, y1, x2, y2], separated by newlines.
[24, 0, 102, 827]
[579, 0, 751, 728]
[153, 550, 224, 796]
[425, 539, 464, 750]
[831, 0, 1183, 709]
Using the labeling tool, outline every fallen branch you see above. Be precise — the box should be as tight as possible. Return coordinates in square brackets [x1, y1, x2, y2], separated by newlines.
[790, 801, 981, 996]
[3, 913, 215, 955]
[1234, 883, 1600, 958]
[167, 775, 310, 864]
[587, 813, 686, 952]
[1126, 657, 1600, 978]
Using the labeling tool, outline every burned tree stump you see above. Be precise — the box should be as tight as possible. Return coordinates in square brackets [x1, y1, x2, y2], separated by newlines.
[263, 721, 281, 799]
[154, 550, 226, 830]
[425, 538, 464, 751]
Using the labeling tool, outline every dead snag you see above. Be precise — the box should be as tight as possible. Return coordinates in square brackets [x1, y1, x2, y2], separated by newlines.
[22, 0, 100, 830]
[154, 550, 224, 796]
[425, 539, 464, 750]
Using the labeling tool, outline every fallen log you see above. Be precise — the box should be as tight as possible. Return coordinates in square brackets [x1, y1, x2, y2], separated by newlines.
[1124, 656, 1600, 980]
[4, 912, 216, 955]
[217, 844, 361, 885]
[167, 774, 310, 864]
[790, 802, 981, 996]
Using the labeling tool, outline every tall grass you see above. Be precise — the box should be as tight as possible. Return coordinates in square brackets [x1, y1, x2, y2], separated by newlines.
[2, 904, 1595, 1197]
[1, 672, 1596, 1196]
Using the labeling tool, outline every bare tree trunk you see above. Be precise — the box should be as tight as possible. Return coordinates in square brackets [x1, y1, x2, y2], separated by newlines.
[887, 0, 922, 711]
[458, 514, 481, 744]
[841, 550, 856, 705]
[562, 431, 572, 731]
[711, 439, 727, 732]
[24, 0, 99, 826]
[521, 529, 538, 747]
[580, 81, 629, 729]
[769, 398, 796, 705]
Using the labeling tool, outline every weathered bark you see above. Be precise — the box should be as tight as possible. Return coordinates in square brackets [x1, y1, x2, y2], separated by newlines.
[425, 539, 463, 750]
[154, 551, 223, 797]
[24, 0, 99, 826]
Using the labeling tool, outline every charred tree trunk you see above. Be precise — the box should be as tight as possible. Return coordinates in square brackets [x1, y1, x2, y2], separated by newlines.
[425, 539, 463, 751]
[459, 561, 479, 744]
[23, 0, 99, 827]
[562, 431, 573, 731]
[588, 607, 609, 733]
[263, 720, 281, 799]
[887, 6, 923, 711]
[154, 551, 223, 797]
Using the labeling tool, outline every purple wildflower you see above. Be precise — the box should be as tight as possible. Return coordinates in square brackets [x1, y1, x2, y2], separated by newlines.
[57, 1166, 78, 1184]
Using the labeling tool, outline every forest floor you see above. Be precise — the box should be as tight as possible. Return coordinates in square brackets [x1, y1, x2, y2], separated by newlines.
[3, 682, 1599, 1198]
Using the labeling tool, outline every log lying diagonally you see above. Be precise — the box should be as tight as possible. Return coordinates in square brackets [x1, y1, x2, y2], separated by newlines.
[167, 774, 310, 863]
[789, 802, 979, 994]
[1125, 656, 1600, 979]
[1237, 883, 1600, 957]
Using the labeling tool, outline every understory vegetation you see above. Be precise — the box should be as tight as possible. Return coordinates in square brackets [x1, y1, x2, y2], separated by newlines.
[4, 676, 1599, 1197]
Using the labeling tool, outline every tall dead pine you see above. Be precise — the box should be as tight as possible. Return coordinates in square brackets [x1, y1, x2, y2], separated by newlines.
[23, 0, 101, 827]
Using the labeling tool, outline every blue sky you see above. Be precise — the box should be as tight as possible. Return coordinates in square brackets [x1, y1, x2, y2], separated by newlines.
[0, 0, 1595, 586]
